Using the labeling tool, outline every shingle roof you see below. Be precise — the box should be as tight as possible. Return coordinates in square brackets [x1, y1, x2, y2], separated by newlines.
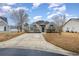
[70, 18, 79, 20]
[36, 20, 49, 25]
[63, 18, 79, 27]
[0, 16, 8, 23]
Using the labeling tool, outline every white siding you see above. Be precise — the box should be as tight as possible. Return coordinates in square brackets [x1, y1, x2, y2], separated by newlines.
[0, 26, 4, 31]
[63, 20, 79, 32]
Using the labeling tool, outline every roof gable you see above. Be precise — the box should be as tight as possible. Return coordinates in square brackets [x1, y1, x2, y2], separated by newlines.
[0, 16, 8, 23]
[63, 18, 79, 27]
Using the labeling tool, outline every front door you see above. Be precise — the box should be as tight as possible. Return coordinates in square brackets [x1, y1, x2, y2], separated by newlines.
[40, 25, 45, 32]
[4, 26, 6, 31]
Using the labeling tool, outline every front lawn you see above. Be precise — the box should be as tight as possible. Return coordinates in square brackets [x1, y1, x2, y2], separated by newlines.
[0, 32, 24, 42]
[44, 32, 79, 53]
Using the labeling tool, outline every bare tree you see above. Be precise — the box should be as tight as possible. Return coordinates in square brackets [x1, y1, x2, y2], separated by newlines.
[52, 14, 66, 34]
[10, 8, 28, 32]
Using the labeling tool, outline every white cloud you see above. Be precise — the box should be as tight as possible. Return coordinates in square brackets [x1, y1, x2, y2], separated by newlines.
[53, 5, 66, 13]
[15, 7, 29, 11]
[32, 3, 41, 9]
[47, 4, 66, 20]
[0, 3, 16, 15]
[0, 12, 5, 16]
[48, 3, 63, 8]
[47, 12, 63, 19]
[47, 12, 79, 22]
[0, 3, 16, 6]
[0, 4, 7, 6]
[33, 16, 42, 22]
[47, 14, 56, 19]
[8, 7, 29, 15]
[65, 13, 79, 20]
[2, 6, 11, 12]
[47, 12, 50, 15]
[0, 6, 29, 16]
[0, 6, 12, 16]
[7, 3, 16, 5]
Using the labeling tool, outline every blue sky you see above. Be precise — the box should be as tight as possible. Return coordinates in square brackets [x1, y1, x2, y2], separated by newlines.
[0, 3, 79, 25]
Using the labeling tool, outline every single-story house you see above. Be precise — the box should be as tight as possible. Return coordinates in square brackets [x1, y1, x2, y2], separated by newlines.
[0, 16, 9, 32]
[30, 20, 57, 33]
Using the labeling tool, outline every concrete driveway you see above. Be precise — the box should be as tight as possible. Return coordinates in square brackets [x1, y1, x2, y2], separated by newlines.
[0, 33, 78, 55]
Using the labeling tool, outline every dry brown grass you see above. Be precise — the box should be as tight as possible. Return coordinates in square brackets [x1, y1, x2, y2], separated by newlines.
[0, 32, 24, 42]
[44, 32, 79, 53]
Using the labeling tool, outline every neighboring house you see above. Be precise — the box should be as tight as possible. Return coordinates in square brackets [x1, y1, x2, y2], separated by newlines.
[0, 16, 9, 32]
[30, 20, 57, 33]
[63, 18, 79, 32]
